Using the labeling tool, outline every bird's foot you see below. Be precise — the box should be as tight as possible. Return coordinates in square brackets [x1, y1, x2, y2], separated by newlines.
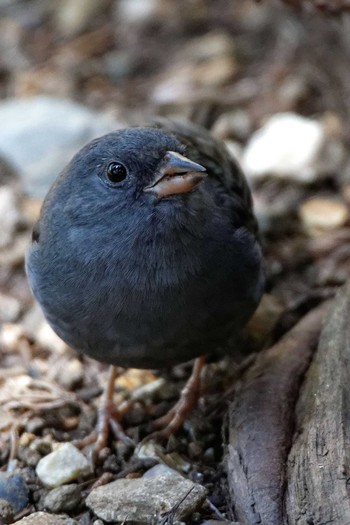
[148, 356, 206, 441]
[74, 366, 135, 457]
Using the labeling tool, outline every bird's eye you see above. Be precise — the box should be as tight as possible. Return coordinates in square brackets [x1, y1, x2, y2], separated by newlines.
[106, 162, 127, 183]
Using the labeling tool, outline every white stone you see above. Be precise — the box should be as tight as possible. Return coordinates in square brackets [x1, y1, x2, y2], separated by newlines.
[36, 443, 92, 488]
[0, 186, 21, 247]
[117, 0, 160, 24]
[242, 113, 326, 183]
[0, 96, 118, 197]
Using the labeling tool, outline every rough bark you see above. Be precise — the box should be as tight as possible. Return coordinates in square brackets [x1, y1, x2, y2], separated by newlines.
[284, 282, 350, 524]
[225, 298, 334, 524]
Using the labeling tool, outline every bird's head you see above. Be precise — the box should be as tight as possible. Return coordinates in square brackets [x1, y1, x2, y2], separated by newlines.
[61, 126, 206, 204]
[39, 126, 209, 251]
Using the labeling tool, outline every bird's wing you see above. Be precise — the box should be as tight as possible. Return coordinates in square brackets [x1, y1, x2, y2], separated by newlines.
[153, 118, 258, 234]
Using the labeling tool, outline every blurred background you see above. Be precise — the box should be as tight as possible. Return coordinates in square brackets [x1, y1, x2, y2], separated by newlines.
[1, 0, 350, 520]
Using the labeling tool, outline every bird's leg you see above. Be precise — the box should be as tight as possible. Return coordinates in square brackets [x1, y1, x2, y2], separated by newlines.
[150, 356, 206, 439]
[94, 365, 119, 451]
[76, 365, 134, 452]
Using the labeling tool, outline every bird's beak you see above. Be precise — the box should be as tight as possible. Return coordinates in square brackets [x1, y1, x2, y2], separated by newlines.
[144, 151, 207, 199]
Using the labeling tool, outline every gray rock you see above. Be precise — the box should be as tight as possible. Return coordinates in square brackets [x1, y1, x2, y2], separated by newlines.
[17, 445, 41, 468]
[0, 96, 119, 197]
[0, 472, 29, 514]
[36, 443, 92, 487]
[42, 484, 82, 513]
[86, 472, 207, 523]
[12, 511, 78, 524]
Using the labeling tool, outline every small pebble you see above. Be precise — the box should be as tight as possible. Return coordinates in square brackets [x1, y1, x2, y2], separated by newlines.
[299, 197, 348, 237]
[19, 433, 36, 447]
[31, 438, 53, 456]
[203, 448, 216, 464]
[36, 443, 92, 488]
[191, 471, 204, 484]
[0, 473, 29, 514]
[25, 417, 45, 435]
[18, 467, 38, 487]
[102, 454, 120, 473]
[136, 440, 163, 460]
[41, 484, 82, 513]
[17, 446, 41, 468]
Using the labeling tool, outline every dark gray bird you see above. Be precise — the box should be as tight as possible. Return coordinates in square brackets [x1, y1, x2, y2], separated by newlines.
[25, 119, 265, 442]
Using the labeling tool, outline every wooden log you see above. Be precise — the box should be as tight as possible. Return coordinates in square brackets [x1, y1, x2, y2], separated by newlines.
[285, 282, 350, 523]
[226, 300, 330, 524]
